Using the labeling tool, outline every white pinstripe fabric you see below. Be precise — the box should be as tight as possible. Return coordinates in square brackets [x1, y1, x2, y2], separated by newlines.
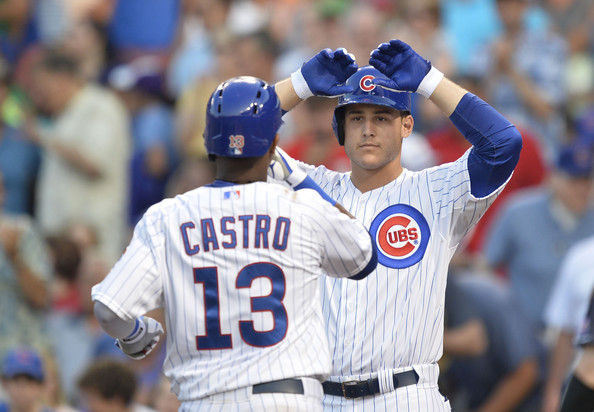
[301, 150, 508, 411]
[92, 182, 374, 404]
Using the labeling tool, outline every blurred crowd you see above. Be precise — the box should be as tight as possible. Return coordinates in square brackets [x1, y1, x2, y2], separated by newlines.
[1, 0, 594, 411]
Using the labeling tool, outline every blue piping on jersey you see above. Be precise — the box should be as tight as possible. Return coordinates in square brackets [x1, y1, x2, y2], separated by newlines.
[450, 93, 523, 198]
[349, 231, 378, 280]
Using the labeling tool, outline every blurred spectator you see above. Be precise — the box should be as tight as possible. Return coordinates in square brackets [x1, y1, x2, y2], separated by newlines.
[107, 56, 178, 227]
[1, 347, 54, 412]
[76, 359, 157, 412]
[173, 31, 242, 159]
[0, 170, 52, 360]
[0, 0, 38, 66]
[426, 75, 548, 258]
[469, 0, 568, 162]
[27, 49, 130, 265]
[541, 236, 594, 412]
[543, 0, 594, 114]
[46, 251, 124, 404]
[443, 274, 545, 412]
[42, 353, 80, 412]
[59, 20, 108, 83]
[150, 376, 179, 412]
[45, 234, 82, 314]
[106, 0, 180, 64]
[34, 0, 111, 48]
[558, 292, 594, 412]
[164, 158, 215, 198]
[166, 0, 233, 97]
[0, 71, 41, 216]
[482, 142, 594, 336]
[283, 96, 350, 172]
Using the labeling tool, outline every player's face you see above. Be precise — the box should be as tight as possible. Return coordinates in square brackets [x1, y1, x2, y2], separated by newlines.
[342, 104, 412, 172]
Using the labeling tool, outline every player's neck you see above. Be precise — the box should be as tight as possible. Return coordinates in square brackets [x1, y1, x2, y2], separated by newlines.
[350, 163, 404, 193]
[215, 157, 268, 184]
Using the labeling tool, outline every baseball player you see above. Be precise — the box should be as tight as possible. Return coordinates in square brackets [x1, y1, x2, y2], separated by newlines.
[91, 76, 377, 411]
[559, 291, 594, 412]
[271, 40, 523, 411]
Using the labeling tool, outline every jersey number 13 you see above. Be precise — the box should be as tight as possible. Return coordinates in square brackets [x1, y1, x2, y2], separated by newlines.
[194, 262, 288, 350]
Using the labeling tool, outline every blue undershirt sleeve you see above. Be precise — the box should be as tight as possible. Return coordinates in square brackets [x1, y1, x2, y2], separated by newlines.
[449, 93, 523, 198]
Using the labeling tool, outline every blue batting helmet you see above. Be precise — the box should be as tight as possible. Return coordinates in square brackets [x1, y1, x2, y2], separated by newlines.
[204, 76, 283, 158]
[332, 66, 412, 145]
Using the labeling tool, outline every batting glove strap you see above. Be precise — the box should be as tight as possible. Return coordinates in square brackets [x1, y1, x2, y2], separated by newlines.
[291, 69, 314, 100]
[416, 66, 444, 98]
[116, 317, 163, 360]
[294, 176, 337, 206]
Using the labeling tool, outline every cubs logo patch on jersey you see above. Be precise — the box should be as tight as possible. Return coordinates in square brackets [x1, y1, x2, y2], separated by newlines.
[369, 204, 430, 268]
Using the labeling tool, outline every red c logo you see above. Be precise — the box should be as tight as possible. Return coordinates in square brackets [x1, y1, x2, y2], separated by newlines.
[360, 75, 376, 92]
[377, 215, 421, 258]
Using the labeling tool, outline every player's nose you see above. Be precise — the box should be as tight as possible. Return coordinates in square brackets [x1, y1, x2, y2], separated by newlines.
[362, 119, 376, 137]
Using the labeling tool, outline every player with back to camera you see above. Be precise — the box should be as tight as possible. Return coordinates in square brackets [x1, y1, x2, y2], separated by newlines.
[271, 39, 523, 411]
[90, 76, 378, 411]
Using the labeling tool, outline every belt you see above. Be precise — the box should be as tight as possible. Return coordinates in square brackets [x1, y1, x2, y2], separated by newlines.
[252, 378, 304, 395]
[322, 370, 419, 399]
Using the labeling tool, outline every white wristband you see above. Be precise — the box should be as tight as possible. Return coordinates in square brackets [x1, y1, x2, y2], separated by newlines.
[290, 69, 314, 100]
[416, 66, 444, 98]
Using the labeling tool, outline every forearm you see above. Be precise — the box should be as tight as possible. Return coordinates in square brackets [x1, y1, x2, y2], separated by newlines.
[477, 359, 539, 412]
[428, 76, 468, 117]
[507, 69, 554, 120]
[44, 138, 103, 179]
[274, 78, 302, 112]
[544, 331, 576, 401]
[13, 257, 48, 308]
[94, 301, 137, 339]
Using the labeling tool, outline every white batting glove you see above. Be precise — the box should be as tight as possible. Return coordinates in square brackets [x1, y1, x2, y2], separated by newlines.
[269, 147, 308, 187]
[269, 147, 337, 205]
[115, 317, 164, 360]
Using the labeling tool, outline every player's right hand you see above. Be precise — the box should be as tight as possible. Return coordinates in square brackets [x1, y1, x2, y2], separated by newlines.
[269, 147, 307, 187]
[291, 48, 358, 99]
[269, 147, 337, 205]
[369, 39, 444, 98]
[115, 316, 164, 360]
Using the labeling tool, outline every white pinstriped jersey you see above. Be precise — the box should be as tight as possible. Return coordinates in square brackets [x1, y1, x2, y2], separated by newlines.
[91, 181, 374, 402]
[302, 150, 507, 378]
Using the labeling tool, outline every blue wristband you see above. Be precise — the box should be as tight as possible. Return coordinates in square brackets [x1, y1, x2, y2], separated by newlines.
[294, 176, 337, 206]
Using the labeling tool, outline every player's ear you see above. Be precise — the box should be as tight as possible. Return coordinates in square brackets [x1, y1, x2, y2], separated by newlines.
[400, 114, 414, 138]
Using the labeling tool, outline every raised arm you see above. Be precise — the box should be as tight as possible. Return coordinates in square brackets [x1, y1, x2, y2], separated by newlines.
[274, 48, 358, 112]
[369, 39, 523, 198]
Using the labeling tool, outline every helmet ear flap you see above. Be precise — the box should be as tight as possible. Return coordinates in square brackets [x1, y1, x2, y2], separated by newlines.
[332, 106, 346, 146]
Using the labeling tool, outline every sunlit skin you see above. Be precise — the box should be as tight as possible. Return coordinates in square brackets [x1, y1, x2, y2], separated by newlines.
[342, 104, 414, 192]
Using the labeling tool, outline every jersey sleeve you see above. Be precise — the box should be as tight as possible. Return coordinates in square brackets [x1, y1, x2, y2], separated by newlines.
[428, 150, 511, 249]
[295, 189, 376, 279]
[91, 211, 165, 320]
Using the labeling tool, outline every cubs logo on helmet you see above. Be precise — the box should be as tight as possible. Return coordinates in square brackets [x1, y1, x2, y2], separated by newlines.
[359, 74, 376, 92]
[331, 66, 412, 145]
[369, 204, 430, 268]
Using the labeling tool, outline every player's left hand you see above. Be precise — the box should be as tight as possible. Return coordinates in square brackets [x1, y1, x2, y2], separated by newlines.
[369, 39, 443, 98]
[115, 316, 164, 360]
[291, 48, 358, 99]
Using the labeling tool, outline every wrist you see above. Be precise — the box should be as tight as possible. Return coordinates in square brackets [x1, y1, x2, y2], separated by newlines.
[290, 69, 313, 100]
[416, 65, 444, 98]
[121, 318, 145, 343]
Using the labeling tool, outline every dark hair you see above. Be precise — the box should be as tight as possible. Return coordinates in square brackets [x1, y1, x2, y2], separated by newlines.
[36, 49, 80, 77]
[77, 359, 137, 405]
